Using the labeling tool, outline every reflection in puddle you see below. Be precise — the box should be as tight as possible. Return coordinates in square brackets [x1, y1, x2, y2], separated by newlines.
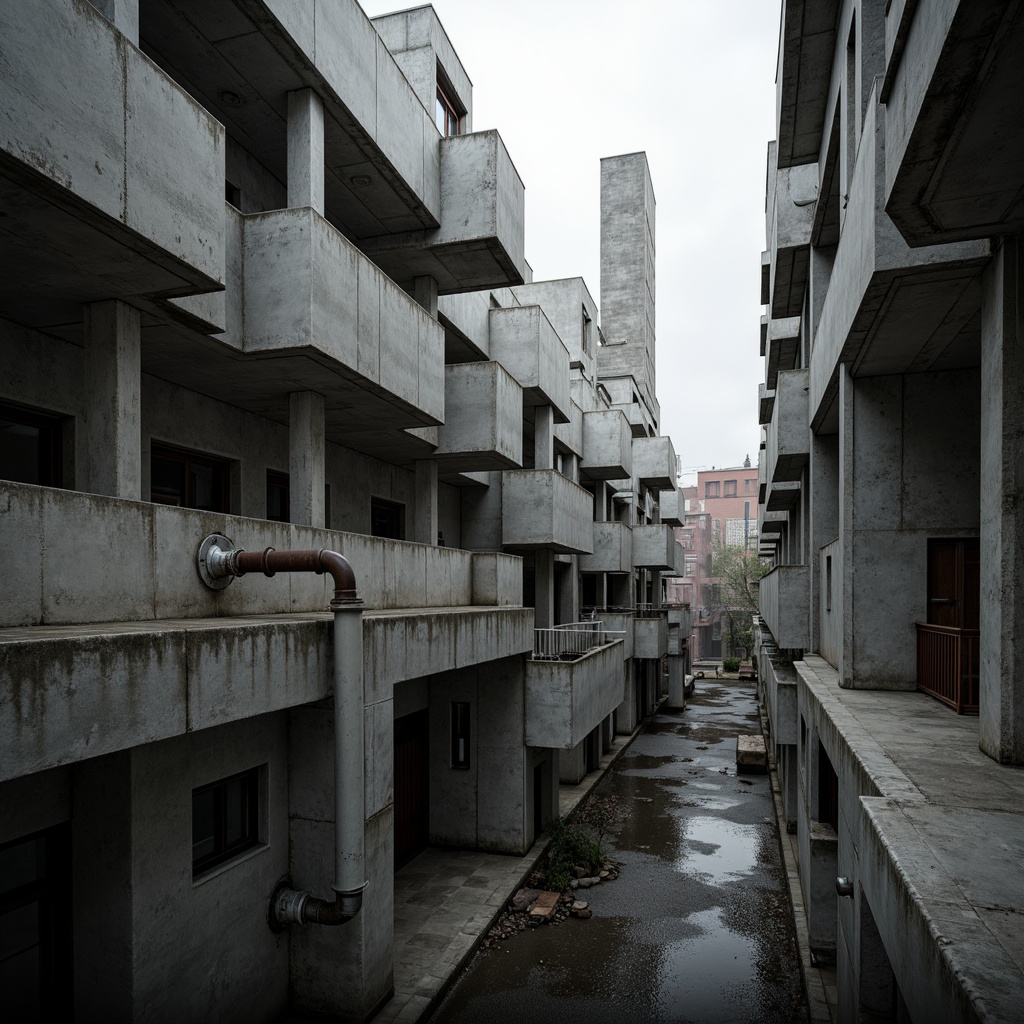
[676, 816, 760, 883]
[655, 907, 759, 1021]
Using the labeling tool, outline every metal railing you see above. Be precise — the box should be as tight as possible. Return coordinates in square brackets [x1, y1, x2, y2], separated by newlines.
[532, 621, 625, 661]
[915, 622, 979, 714]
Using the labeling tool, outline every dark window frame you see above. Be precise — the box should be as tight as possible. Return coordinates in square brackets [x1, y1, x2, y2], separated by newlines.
[266, 469, 290, 523]
[450, 702, 471, 769]
[724, 479, 737, 497]
[434, 70, 464, 137]
[191, 766, 261, 877]
[370, 496, 405, 540]
[0, 400, 63, 487]
[705, 480, 720, 498]
[150, 441, 231, 513]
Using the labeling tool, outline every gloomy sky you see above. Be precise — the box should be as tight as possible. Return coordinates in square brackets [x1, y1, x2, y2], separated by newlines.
[359, 1, 781, 482]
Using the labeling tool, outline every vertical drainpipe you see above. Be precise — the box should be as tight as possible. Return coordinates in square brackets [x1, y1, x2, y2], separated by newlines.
[197, 535, 366, 925]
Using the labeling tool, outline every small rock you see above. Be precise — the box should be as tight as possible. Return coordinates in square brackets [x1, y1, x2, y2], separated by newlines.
[577, 877, 593, 889]
[599, 870, 609, 880]
[586, 876, 601, 886]
[576, 908, 593, 920]
[570, 879, 579, 889]
[571, 900, 589, 912]
[573, 866, 587, 879]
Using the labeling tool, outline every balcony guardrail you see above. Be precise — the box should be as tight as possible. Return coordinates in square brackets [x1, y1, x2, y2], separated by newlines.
[915, 622, 979, 715]
[635, 603, 667, 619]
[533, 622, 625, 661]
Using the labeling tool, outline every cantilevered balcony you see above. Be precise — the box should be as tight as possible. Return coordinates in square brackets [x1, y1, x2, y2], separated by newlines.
[766, 368, 810, 484]
[884, 0, 1024, 246]
[632, 435, 677, 490]
[759, 384, 776, 426]
[809, 83, 990, 429]
[580, 522, 632, 574]
[489, 306, 571, 422]
[432, 361, 523, 472]
[765, 317, 801, 391]
[581, 409, 632, 480]
[767, 147, 817, 320]
[659, 489, 684, 527]
[632, 525, 677, 571]
[634, 610, 668, 660]
[240, 208, 444, 428]
[501, 470, 593, 553]
[759, 564, 809, 650]
[525, 631, 625, 749]
[0, 0, 225, 335]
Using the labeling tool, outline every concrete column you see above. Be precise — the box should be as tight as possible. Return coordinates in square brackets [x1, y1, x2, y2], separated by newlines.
[809, 432, 840, 654]
[838, 364, 855, 687]
[287, 89, 325, 213]
[595, 480, 608, 522]
[563, 452, 579, 483]
[90, 0, 138, 44]
[534, 406, 554, 470]
[289, 391, 325, 528]
[979, 238, 1024, 763]
[535, 550, 554, 630]
[412, 276, 438, 318]
[82, 299, 141, 500]
[414, 459, 438, 545]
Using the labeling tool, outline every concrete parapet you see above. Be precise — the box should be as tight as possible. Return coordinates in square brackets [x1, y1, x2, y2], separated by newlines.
[489, 305, 571, 422]
[580, 522, 632, 574]
[631, 524, 677, 571]
[581, 409, 632, 481]
[500, 469, 593, 553]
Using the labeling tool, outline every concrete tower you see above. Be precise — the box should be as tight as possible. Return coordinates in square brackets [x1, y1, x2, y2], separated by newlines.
[598, 152, 658, 434]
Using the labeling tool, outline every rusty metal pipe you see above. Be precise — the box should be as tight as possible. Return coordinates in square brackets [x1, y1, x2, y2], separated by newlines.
[196, 535, 365, 927]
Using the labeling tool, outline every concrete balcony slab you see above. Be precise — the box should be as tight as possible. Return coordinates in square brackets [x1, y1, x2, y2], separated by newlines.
[634, 613, 668, 660]
[765, 316, 801, 391]
[759, 564, 808, 649]
[659, 489, 684, 527]
[632, 435, 677, 491]
[581, 409, 632, 481]
[759, 383, 776, 426]
[501, 469, 593, 553]
[632, 525, 676, 571]
[489, 306, 571, 423]
[580, 522, 632, 574]
[433, 361, 523, 472]
[766, 368, 810, 484]
[525, 639, 625, 749]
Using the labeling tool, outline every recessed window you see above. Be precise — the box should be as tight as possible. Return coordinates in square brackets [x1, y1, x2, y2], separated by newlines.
[724, 479, 737, 497]
[450, 702, 470, 769]
[371, 497, 405, 540]
[581, 306, 593, 356]
[151, 443, 231, 512]
[192, 767, 261, 877]
[705, 481, 720, 498]
[267, 470, 289, 523]
[826, 555, 833, 612]
[0, 401, 63, 487]
[435, 82, 462, 137]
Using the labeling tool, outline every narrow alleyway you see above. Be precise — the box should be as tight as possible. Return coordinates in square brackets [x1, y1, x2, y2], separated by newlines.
[426, 680, 807, 1024]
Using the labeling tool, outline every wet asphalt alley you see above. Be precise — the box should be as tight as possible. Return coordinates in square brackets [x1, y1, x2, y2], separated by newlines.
[426, 679, 807, 1024]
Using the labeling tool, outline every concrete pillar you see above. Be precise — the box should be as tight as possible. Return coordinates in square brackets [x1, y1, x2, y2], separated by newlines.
[534, 406, 554, 470]
[414, 459, 438, 545]
[595, 480, 608, 522]
[89, 0, 138, 44]
[838, 364, 855, 687]
[82, 299, 141, 500]
[980, 238, 1024, 763]
[412, 276, 438, 318]
[289, 391, 325, 528]
[535, 550, 554, 630]
[563, 452, 579, 483]
[287, 89, 325, 213]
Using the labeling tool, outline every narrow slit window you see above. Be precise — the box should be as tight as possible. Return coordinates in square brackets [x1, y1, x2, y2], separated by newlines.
[450, 702, 470, 769]
[192, 767, 261, 877]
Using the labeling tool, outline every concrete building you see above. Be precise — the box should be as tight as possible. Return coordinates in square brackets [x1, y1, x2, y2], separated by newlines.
[0, 2, 684, 1020]
[757, 2, 1024, 1020]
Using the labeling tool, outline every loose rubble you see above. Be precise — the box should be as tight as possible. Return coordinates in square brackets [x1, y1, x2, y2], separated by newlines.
[481, 861, 619, 948]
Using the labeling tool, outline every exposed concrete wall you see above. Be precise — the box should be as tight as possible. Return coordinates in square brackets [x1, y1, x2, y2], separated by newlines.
[428, 657, 531, 854]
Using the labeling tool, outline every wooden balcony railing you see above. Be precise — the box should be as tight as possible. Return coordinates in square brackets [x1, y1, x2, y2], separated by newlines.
[915, 622, 979, 714]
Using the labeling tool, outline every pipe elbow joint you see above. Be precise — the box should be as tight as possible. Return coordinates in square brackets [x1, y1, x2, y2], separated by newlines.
[270, 884, 363, 929]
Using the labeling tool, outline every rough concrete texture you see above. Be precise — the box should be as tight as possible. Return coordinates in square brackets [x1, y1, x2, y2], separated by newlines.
[631, 434, 677, 490]
[633, 615, 667, 661]
[794, 655, 1024, 1022]
[489, 305, 572, 422]
[580, 521, 632, 574]
[241, 208, 444, 426]
[524, 640, 625, 750]
[767, 368, 810, 484]
[759, 563, 810, 650]
[631, 524, 676, 571]
[434, 361, 523, 470]
[582, 408, 633, 480]
[500, 469, 594, 553]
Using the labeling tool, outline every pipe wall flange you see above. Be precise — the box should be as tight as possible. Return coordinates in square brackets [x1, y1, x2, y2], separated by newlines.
[271, 884, 312, 929]
[197, 534, 238, 590]
[835, 876, 854, 898]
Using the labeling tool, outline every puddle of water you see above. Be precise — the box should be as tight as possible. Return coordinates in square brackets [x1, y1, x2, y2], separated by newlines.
[676, 816, 760, 883]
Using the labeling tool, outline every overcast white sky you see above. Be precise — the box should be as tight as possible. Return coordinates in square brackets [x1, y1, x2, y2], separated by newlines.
[360, 0, 782, 482]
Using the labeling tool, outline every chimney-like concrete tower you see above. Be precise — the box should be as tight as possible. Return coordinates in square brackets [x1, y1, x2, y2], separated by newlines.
[598, 152, 657, 431]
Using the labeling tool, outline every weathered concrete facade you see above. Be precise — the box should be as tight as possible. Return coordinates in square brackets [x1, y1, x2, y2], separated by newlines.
[0, 2, 682, 1020]
[757, 2, 1024, 1019]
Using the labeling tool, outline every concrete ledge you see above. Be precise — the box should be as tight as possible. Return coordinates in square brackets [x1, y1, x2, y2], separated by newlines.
[736, 734, 767, 773]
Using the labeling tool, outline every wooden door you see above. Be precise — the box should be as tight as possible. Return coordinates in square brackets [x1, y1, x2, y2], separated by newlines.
[393, 710, 430, 870]
[927, 538, 980, 629]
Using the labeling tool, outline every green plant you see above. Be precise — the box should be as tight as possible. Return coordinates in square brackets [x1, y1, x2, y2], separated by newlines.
[541, 819, 603, 892]
[723, 656, 740, 672]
